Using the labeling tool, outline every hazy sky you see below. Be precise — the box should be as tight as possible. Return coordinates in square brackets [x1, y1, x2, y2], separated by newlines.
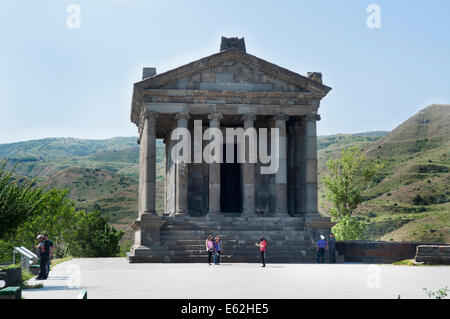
[1, 0, 449, 143]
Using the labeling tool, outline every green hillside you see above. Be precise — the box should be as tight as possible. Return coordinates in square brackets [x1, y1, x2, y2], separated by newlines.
[318, 104, 449, 242]
[0, 137, 137, 160]
[356, 104, 450, 242]
[1, 105, 448, 243]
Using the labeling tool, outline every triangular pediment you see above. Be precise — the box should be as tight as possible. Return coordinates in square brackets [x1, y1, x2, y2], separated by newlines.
[134, 49, 331, 96]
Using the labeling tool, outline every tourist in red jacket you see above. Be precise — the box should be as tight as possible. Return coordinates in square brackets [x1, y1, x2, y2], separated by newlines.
[255, 237, 267, 267]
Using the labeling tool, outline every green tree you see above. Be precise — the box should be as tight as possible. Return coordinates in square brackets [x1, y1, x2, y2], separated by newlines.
[0, 162, 124, 261]
[321, 147, 383, 240]
[0, 161, 44, 239]
[11, 189, 79, 258]
[70, 210, 124, 257]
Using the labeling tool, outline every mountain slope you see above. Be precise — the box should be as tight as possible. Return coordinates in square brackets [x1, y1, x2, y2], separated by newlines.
[0, 137, 137, 160]
[354, 105, 450, 242]
[1, 104, 448, 243]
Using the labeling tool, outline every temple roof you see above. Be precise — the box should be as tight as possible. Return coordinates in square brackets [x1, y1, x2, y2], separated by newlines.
[131, 45, 331, 125]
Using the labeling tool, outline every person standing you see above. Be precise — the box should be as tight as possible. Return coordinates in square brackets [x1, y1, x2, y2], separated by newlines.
[43, 234, 54, 278]
[316, 235, 328, 263]
[213, 236, 222, 265]
[36, 235, 47, 280]
[255, 237, 267, 267]
[205, 235, 214, 265]
[328, 233, 336, 263]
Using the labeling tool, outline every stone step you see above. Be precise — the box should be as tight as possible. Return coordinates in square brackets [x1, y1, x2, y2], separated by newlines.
[161, 225, 307, 231]
[166, 256, 317, 263]
[163, 218, 307, 223]
[168, 251, 314, 257]
[166, 244, 313, 250]
[161, 238, 310, 244]
[162, 220, 307, 226]
[161, 232, 308, 238]
[162, 239, 313, 246]
[161, 229, 308, 239]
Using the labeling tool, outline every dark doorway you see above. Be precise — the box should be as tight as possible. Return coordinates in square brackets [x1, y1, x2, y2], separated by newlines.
[220, 143, 242, 212]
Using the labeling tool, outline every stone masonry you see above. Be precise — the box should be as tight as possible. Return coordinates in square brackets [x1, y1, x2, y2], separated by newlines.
[127, 37, 334, 262]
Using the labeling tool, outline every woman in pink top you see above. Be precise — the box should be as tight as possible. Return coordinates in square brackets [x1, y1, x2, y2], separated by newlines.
[205, 235, 214, 265]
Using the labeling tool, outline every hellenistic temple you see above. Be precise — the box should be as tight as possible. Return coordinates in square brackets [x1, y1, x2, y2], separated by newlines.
[127, 37, 334, 262]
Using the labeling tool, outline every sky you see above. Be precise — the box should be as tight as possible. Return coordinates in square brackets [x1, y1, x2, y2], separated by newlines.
[1, 0, 449, 143]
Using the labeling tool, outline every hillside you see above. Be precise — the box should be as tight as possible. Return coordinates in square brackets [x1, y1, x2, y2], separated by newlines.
[0, 133, 386, 242]
[0, 137, 138, 178]
[0, 137, 137, 160]
[352, 105, 449, 242]
[1, 105, 448, 244]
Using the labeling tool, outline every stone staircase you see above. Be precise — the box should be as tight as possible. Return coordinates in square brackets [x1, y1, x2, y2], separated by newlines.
[146, 215, 343, 263]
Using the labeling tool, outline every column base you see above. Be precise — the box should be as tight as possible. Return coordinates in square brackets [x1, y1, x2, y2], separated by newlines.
[128, 214, 167, 263]
[273, 211, 287, 217]
[127, 244, 170, 263]
[174, 210, 188, 216]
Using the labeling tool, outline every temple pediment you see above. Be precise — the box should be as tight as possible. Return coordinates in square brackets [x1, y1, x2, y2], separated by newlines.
[135, 49, 330, 95]
[131, 48, 331, 124]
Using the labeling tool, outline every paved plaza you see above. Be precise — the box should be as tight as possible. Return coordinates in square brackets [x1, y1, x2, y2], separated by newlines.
[23, 258, 450, 299]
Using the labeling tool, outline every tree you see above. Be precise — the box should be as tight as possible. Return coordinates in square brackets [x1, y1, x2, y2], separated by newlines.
[11, 189, 79, 258]
[0, 161, 44, 239]
[0, 162, 124, 261]
[321, 147, 383, 240]
[70, 210, 124, 257]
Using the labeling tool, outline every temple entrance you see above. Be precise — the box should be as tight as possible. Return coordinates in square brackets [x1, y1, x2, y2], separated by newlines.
[220, 143, 242, 213]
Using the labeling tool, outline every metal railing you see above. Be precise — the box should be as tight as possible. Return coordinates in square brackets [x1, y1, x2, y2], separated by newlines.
[12, 247, 38, 272]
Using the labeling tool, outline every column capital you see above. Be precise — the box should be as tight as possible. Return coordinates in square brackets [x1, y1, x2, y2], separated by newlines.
[144, 110, 158, 120]
[175, 111, 190, 121]
[208, 112, 223, 122]
[273, 113, 289, 122]
[305, 113, 321, 122]
[241, 113, 256, 122]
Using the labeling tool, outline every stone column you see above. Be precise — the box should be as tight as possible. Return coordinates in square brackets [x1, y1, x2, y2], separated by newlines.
[174, 112, 190, 215]
[273, 114, 288, 215]
[163, 136, 168, 215]
[294, 119, 306, 214]
[140, 111, 158, 217]
[287, 125, 295, 216]
[241, 113, 256, 216]
[208, 112, 223, 215]
[128, 110, 167, 262]
[305, 113, 320, 213]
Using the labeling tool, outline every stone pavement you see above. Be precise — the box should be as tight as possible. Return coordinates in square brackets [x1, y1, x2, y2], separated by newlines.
[23, 258, 450, 299]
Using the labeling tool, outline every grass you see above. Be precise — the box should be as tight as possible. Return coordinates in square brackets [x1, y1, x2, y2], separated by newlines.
[1, 257, 73, 290]
[51, 256, 73, 267]
[21, 270, 43, 289]
[0, 263, 20, 270]
[0, 265, 43, 289]
[392, 259, 419, 266]
[119, 240, 133, 257]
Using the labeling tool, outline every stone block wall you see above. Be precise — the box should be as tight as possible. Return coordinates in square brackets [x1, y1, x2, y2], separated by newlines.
[335, 241, 425, 263]
[415, 245, 450, 264]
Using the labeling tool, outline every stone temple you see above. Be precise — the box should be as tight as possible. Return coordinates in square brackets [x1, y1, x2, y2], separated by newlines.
[127, 37, 334, 263]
